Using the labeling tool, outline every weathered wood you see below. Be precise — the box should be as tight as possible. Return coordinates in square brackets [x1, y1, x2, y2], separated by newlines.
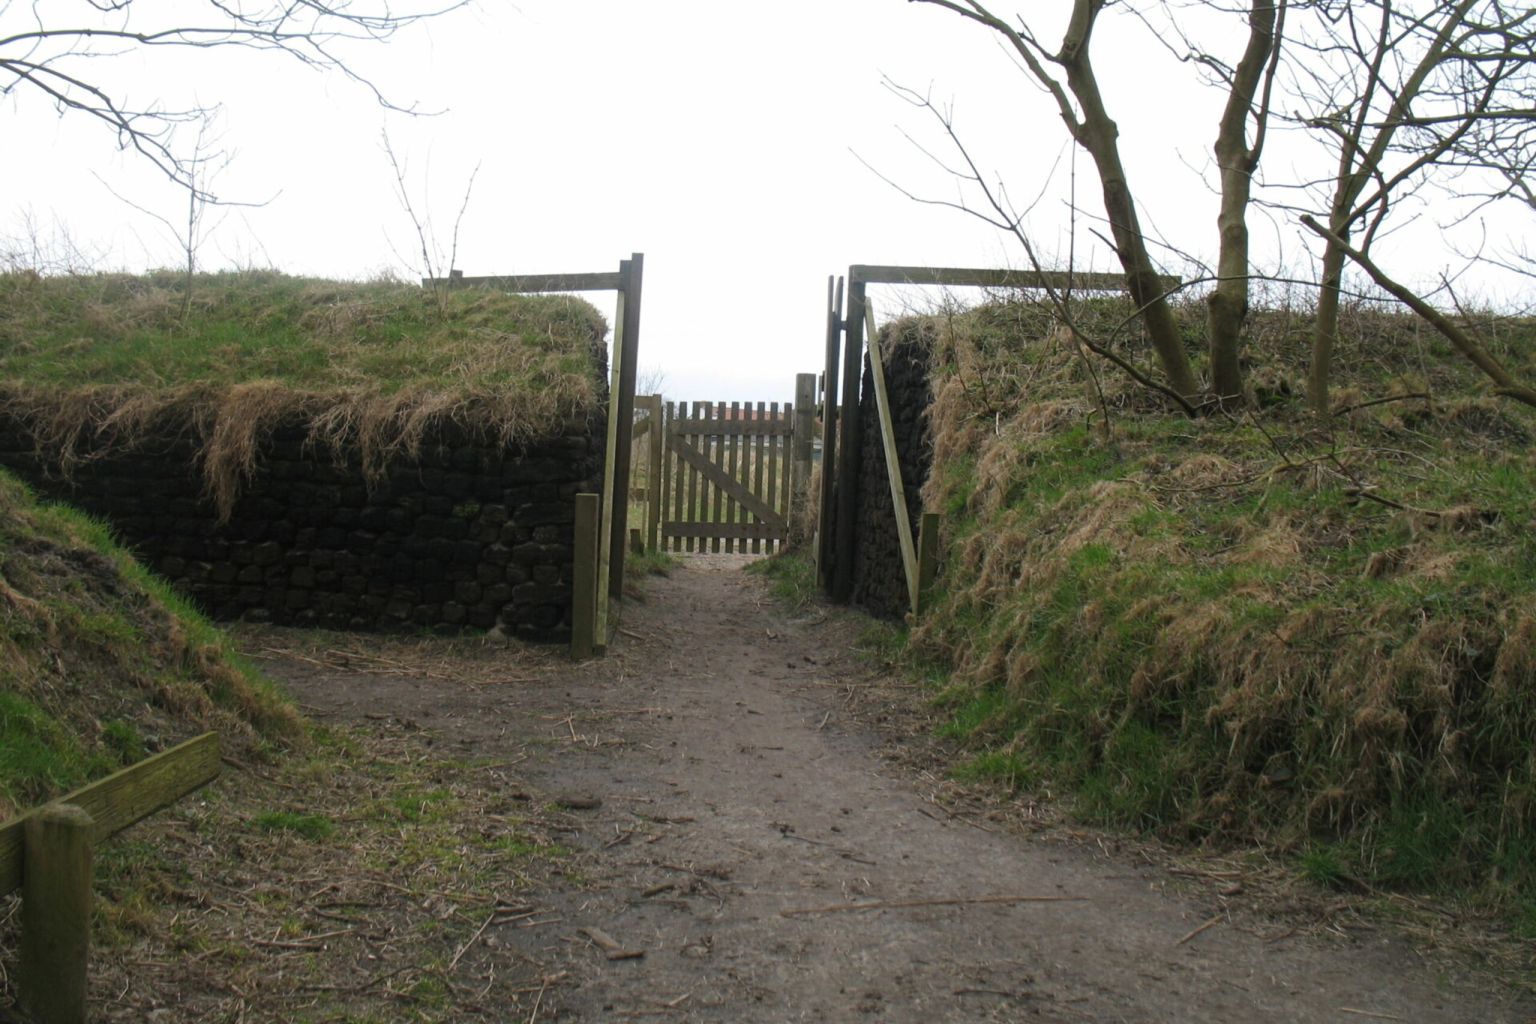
[0, 732, 221, 898]
[19, 804, 93, 1024]
[682, 403, 699, 553]
[429, 271, 625, 293]
[725, 402, 742, 553]
[667, 417, 791, 437]
[848, 264, 1176, 293]
[630, 417, 651, 440]
[663, 522, 787, 541]
[752, 401, 768, 554]
[833, 278, 866, 603]
[668, 436, 787, 527]
[596, 284, 624, 641]
[710, 402, 726, 553]
[865, 302, 921, 616]
[818, 277, 843, 588]
[608, 253, 644, 601]
[629, 528, 643, 555]
[571, 493, 599, 660]
[917, 512, 941, 615]
[646, 395, 664, 553]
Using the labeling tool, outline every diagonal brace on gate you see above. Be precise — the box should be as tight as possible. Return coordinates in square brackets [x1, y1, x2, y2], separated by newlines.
[667, 436, 787, 527]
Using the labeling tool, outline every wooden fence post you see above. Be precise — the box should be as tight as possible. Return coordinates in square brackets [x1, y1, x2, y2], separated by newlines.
[20, 804, 94, 1024]
[646, 394, 664, 552]
[917, 512, 941, 614]
[792, 373, 816, 545]
[572, 493, 600, 660]
[817, 277, 843, 590]
[832, 276, 865, 603]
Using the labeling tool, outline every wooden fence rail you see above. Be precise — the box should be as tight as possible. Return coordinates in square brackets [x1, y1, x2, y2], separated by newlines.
[1, 732, 221, 1024]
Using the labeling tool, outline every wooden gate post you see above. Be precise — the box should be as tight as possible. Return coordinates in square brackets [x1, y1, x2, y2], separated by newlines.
[817, 277, 844, 589]
[792, 373, 816, 544]
[832, 275, 866, 603]
[20, 804, 94, 1024]
[607, 253, 644, 602]
[571, 493, 600, 659]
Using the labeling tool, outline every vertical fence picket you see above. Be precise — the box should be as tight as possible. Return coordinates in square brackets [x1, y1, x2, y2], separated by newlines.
[725, 402, 741, 554]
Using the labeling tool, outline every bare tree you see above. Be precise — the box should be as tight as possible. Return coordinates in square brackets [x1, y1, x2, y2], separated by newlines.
[909, 0, 1291, 408]
[1, 0, 466, 196]
[1287, 0, 1536, 412]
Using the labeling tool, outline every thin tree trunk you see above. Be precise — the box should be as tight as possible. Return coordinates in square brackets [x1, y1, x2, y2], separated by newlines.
[1308, 236, 1348, 414]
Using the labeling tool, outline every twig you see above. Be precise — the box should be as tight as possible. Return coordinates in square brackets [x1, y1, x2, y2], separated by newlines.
[1339, 1009, 1405, 1022]
[780, 894, 1086, 917]
[448, 909, 496, 970]
[1175, 914, 1224, 946]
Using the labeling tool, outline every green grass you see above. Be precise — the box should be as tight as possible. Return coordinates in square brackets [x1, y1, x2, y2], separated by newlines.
[255, 811, 336, 841]
[747, 550, 818, 610]
[898, 295, 1536, 926]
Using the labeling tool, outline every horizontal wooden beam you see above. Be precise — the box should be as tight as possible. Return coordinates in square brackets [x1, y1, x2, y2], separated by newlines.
[671, 417, 792, 437]
[424, 272, 625, 293]
[848, 264, 1179, 294]
[0, 732, 221, 897]
[663, 522, 788, 541]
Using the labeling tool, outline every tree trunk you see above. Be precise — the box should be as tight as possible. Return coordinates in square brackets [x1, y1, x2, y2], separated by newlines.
[1061, 14, 1200, 402]
[1308, 233, 1348, 414]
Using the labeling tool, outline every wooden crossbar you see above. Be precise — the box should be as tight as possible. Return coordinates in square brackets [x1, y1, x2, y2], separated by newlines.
[0, 732, 221, 897]
[427, 271, 625, 293]
[848, 264, 1180, 294]
[663, 523, 786, 541]
[671, 417, 791, 437]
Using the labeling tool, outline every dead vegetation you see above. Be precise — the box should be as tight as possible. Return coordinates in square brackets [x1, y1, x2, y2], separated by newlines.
[0, 270, 608, 517]
[903, 294, 1536, 930]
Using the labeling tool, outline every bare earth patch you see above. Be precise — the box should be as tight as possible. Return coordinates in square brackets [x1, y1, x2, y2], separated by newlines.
[4, 555, 1532, 1022]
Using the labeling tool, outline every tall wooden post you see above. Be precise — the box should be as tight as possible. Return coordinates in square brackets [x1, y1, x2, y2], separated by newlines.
[20, 804, 94, 1024]
[645, 394, 664, 552]
[608, 253, 644, 601]
[791, 373, 816, 547]
[832, 275, 865, 603]
[571, 493, 600, 660]
[817, 276, 843, 590]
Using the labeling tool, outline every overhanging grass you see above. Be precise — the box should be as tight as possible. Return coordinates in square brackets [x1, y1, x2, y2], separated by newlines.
[0, 269, 609, 516]
[905, 295, 1536, 926]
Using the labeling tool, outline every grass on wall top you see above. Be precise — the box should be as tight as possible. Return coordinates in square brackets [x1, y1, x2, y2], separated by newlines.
[0, 269, 610, 515]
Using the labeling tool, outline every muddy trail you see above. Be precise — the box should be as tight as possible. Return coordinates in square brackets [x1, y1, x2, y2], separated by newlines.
[267, 556, 1531, 1023]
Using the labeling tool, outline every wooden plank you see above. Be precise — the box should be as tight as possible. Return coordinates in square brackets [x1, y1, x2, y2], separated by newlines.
[664, 522, 788, 541]
[670, 402, 685, 553]
[710, 402, 726, 553]
[832, 277, 865, 603]
[631, 417, 651, 441]
[917, 511, 941, 614]
[595, 277, 625, 640]
[571, 493, 599, 659]
[0, 732, 221, 898]
[867, 301, 921, 616]
[682, 403, 699, 553]
[668, 436, 787, 527]
[752, 401, 768, 554]
[848, 264, 1176, 293]
[666, 417, 791, 437]
[792, 374, 816, 535]
[20, 804, 93, 1024]
[726, 402, 741, 553]
[647, 395, 664, 553]
[429, 271, 626, 293]
[818, 277, 843, 586]
[777, 399, 792, 555]
[608, 253, 644, 602]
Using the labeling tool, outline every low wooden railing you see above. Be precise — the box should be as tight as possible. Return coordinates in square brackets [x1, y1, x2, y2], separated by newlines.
[1, 732, 221, 1024]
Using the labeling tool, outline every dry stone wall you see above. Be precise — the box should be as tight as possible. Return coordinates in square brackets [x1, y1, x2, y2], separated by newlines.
[850, 320, 935, 620]
[0, 416, 604, 640]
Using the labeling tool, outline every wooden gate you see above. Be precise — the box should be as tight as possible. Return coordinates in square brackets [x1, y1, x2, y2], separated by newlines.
[659, 399, 798, 554]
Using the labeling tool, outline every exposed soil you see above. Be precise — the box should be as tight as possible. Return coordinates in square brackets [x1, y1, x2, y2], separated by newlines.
[252, 555, 1533, 1023]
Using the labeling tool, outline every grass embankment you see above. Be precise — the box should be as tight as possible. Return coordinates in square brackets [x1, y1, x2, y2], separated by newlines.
[0, 270, 608, 515]
[0, 468, 298, 821]
[895, 297, 1536, 928]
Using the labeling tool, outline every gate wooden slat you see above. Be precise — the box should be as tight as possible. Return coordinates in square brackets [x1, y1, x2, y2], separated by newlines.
[710, 401, 726, 553]
[682, 401, 698, 553]
[660, 401, 674, 553]
[751, 402, 766, 554]
[726, 402, 741, 554]
[778, 399, 793, 554]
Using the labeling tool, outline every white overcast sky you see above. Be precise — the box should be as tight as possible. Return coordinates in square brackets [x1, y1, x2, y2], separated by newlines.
[3, 1, 1530, 402]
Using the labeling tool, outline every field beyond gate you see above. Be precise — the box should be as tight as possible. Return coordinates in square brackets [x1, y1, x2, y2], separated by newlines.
[652, 399, 802, 555]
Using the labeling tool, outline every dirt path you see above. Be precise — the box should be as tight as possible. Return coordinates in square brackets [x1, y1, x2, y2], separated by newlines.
[275, 556, 1532, 1023]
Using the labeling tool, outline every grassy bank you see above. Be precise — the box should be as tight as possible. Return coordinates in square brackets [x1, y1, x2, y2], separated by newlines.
[0, 269, 608, 515]
[0, 467, 298, 820]
[889, 296, 1536, 928]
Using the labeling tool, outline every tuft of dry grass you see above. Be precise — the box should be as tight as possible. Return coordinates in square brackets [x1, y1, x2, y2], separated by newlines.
[902, 293, 1536, 924]
[0, 270, 608, 517]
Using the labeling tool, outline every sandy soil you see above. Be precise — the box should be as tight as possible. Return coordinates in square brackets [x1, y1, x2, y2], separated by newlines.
[262, 555, 1533, 1023]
